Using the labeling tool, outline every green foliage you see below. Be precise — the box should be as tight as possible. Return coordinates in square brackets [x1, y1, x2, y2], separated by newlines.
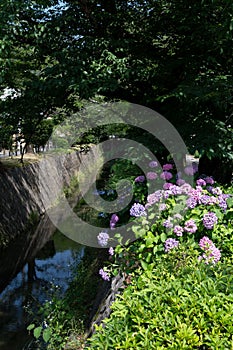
[108, 159, 147, 203]
[87, 248, 233, 349]
[1, 1, 232, 165]
[87, 163, 232, 349]
[27, 297, 84, 349]
[63, 174, 79, 198]
[27, 247, 108, 349]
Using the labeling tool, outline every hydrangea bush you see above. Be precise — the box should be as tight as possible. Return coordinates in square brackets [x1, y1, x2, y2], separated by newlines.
[98, 161, 232, 278]
[91, 159, 233, 349]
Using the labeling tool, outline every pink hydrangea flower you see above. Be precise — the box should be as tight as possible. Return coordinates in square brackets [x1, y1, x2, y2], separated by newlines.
[163, 163, 173, 171]
[176, 179, 186, 186]
[163, 182, 173, 190]
[173, 225, 184, 236]
[199, 236, 221, 264]
[196, 179, 206, 186]
[184, 165, 197, 176]
[146, 171, 158, 180]
[160, 171, 173, 181]
[204, 176, 215, 185]
[110, 214, 119, 229]
[180, 183, 193, 194]
[184, 219, 197, 233]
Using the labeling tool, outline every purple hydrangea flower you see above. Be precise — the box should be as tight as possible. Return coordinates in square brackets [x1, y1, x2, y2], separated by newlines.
[149, 160, 158, 168]
[173, 213, 183, 221]
[176, 171, 182, 179]
[159, 203, 167, 211]
[222, 194, 231, 200]
[163, 191, 170, 199]
[196, 179, 206, 186]
[110, 214, 119, 223]
[186, 197, 198, 209]
[180, 183, 193, 194]
[99, 268, 110, 281]
[146, 171, 158, 180]
[204, 176, 215, 185]
[190, 187, 203, 199]
[184, 219, 197, 233]
[184, 166, 195, 176]
[176, 179, 186, 186]
[168, 185, 183, 195]
[110, 222, 116, 230]
[208, 196, 218, 205]
[212, 187, 222, 195]
[199, 195, 211, 205]
[110, 213, 119, 229]
[163, 182, 173, 190]
[193, 163, 199, 173]
[135, 175, 145, 183]
[218, 195, 229, 211]
[163, 218, 173, 229]
[163, 163, 173, 171]
[207, 246, 221, 264]
[97, 231, 109, 247]
[130, 203, 147, 217]
[184, 164, 198, 176]
[160, 171, 173, 181]
[203, 212, 218, 229]
[199, 236, 221, 264]
[199, 236, 214, 250]
[108, 247, 114, 256]
[146, 190, 163, 207]
[173, 225, 184, 236]
[164, 238, 179, 252]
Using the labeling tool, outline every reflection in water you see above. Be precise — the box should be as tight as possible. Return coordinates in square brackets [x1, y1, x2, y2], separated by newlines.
[0, 169, 113, 349]
[0, 230, 84, 350]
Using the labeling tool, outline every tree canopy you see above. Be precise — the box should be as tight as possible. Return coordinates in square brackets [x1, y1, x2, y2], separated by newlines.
[0, 0, 232, 178]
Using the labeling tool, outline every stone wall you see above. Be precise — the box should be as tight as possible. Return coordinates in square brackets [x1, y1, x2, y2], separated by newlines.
[87, 273, 125, 338]
[0, 149, 98, 245]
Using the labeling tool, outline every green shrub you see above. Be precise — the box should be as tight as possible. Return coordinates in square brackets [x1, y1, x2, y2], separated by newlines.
[87, 248, 233, 349]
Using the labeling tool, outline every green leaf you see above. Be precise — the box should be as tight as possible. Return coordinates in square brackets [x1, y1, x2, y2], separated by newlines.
[33, 326, 42, 339]
[42, 328, 52, 343]
[145, 252, 152, 263]
[141, 260, 149, 270]
[148, 213, 156, 220]
[214, 209, 223, 219]
[145, 236, 154, 248]
[227, 197, 233, 208]
[160, 232, 167, 242]
[27, 324, 35, 331]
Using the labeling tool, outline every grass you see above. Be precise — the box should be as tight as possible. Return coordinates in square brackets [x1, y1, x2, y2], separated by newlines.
[0, 153, 41, 169]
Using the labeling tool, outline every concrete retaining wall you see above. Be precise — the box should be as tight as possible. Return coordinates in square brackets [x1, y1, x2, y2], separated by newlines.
[0, 149, 98, 245]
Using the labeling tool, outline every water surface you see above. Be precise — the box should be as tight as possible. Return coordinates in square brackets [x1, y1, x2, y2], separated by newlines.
[0, 231, 84, 350]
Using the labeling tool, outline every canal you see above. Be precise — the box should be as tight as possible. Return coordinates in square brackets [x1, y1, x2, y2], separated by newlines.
[0, 229, 84, 350]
